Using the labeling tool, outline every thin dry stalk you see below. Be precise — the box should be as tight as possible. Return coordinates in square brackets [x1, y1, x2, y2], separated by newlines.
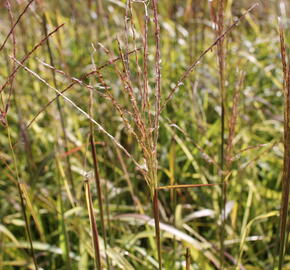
[278, 16, 290, 270]
[89, 81, 110, 269]
[186, 247, 191, 270]
[124, 0, 131, 72]
[215, 1, 226, 267]
[153, 188, 162, 270]
[0, 0, 35, 52]
[84, 178, 102, 270]
[59, 141, 105, 158]
[156, 183, 219, 190]
[5, 0, 16, 116]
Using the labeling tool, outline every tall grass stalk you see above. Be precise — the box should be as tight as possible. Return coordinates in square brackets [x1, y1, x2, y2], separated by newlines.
[95, 0, 164, 263]
[153, 189, 162, 270]
[215, 1, 227, 268]
[278, 14, 290, 270]
[84, 178, 102, 270]
[5, 0, 16, 117]
[152, 0, 162, 268]
[185, 247, 191, 270]
[0, 0, 34, 52]
[89, 74, 110, 269]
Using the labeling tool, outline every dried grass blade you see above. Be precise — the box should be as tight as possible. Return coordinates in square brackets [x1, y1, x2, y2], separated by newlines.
[157, 183, 219, 190]
[0, 0, 35, 52]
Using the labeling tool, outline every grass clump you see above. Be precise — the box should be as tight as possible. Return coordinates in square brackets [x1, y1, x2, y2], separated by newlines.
[0, 0, 289, 269]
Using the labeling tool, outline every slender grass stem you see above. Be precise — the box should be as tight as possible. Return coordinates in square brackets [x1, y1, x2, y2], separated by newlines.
[84, 178, 102, 270]
[153, 189, 162, 270]
[186, 247, 191, 270]
[278, 15, 290, 270]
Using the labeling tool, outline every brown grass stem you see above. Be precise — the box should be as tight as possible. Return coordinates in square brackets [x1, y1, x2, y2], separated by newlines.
[84, 178, 102, 270]
[0, 0, 35, 52]
[186, 247, 191, 270]
[153, 188, 162, 270]
[88, 77, 110, 269]
[278, 15, 290, 270]
[216, 1, 226, 268]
